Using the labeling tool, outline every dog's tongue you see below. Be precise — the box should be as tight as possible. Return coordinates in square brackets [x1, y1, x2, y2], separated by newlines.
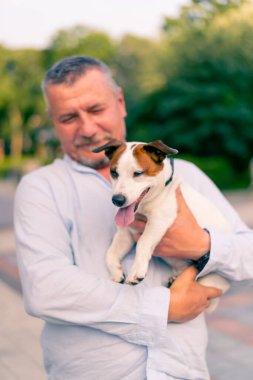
[115, 203, 136, 227]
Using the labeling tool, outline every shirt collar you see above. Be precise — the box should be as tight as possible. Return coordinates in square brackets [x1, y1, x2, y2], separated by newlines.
[63, 154, 111, 188]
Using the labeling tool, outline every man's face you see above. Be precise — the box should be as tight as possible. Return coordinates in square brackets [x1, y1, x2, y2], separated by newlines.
[46, 69, 127, 169]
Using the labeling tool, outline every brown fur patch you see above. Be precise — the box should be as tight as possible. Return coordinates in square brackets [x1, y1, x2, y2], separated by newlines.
[133, 144, 164, 176]
[110, 143, 127, 168]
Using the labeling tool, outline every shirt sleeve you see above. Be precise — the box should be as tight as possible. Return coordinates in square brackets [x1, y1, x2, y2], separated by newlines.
[186, 162, 253, 284]
[14, 175, 170, 348]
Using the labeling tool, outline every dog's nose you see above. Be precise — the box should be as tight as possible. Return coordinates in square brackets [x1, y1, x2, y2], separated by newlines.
[112, 194, 127, 207]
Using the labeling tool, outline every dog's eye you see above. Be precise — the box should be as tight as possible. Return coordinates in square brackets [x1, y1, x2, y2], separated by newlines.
[110, 169, 119, 179]
[133, 171, 144, 177]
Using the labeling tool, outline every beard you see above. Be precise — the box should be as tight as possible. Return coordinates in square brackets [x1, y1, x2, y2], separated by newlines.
[66, 134, 112, 169]
[76, 153, 109, 169]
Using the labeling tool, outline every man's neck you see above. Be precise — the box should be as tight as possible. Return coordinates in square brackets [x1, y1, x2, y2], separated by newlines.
[97, 166, 111, 181]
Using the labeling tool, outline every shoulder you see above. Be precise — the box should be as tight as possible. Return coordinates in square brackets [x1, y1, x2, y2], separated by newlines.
[174, 158, 205, 182]
[173, 158, 220, 194]
[18, 158, 69, 185]
[174, 158, 199, 173]
[15, 158, 70, 200]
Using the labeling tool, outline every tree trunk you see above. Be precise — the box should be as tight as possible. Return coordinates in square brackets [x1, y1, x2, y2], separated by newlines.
[9, 105, 23, 161]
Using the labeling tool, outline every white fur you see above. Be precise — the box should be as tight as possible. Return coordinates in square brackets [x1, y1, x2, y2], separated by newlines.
[107, 143, 230, 311]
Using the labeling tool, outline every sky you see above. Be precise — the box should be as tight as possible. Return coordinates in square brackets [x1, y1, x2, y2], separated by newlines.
[0, 0, 188, 49]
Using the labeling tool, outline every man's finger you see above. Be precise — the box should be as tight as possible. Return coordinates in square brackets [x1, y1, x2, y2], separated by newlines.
[176, 265, 199, 281]
[135, 213, 147, 222]
[131, 232, 141, 242]
[130, 220, 145, 233]
[130, 213, 147, 230]
[206, 286, 223, 299]
[175, 186, 188, 210]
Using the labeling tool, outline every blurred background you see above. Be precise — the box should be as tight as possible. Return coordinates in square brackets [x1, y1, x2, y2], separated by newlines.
[0, 0, 253, 379]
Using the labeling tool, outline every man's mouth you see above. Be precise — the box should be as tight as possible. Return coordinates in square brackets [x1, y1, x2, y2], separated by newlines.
[115, 187, 150, 228]
[75, 142, 101, 151]
[74, 136, 112, 150]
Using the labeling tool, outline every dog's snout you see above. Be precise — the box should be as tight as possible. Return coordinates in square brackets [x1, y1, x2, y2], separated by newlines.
[112, 194, 127, 207]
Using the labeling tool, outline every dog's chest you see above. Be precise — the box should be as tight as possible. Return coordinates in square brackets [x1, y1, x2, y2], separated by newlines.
[138, 187, 178, 222]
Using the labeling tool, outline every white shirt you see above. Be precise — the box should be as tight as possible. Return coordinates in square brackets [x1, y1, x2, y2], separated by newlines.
[14, 156, 253, 380]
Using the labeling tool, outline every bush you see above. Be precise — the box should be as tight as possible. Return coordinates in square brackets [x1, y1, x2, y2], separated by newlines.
[180, 154, 250, 190]
[0, 156, 41, 180]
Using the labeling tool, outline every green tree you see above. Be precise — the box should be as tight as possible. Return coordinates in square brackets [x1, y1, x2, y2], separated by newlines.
[42, 25, 117, 71]
[133, 2, 253, 170]
[0, 47, 45, 159]
[162, 0, 250, 31]
[112, 34, 166, 136]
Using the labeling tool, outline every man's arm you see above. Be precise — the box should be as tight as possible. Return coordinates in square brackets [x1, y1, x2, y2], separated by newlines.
[163, 163, 253, 283]
[154, 187, 211, 261]
[14, 175, 171, 347]
[133, 162, 253, 283]
[168, 266, 222, 322]
[131, 161, 253, 321]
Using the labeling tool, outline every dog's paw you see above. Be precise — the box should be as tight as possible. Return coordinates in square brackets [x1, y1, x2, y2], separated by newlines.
[106, 253, 125, 283]
[112, 272, 125, 284]
[110, 267, 125, 284]
[126, 277, 145, 285]
[125, 263, 148, 285]
[167, 275, 177, 288]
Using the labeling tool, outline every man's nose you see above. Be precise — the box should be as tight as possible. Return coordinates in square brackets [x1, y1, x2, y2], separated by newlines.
[79, 114, 97, 137]
[112, 194, 127, 207]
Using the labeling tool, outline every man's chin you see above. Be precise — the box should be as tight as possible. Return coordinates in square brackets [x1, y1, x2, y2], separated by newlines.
[75, 154, 109, 169]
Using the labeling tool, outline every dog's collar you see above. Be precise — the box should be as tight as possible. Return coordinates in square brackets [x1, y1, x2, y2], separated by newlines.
[165, 157, 175, 187]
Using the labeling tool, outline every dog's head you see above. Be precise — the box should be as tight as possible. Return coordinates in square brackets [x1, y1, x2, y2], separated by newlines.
[93, 139, 178, 227]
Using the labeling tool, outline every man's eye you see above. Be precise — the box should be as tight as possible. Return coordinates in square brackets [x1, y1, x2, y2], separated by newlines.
[92, 108, 104, 114]
[61, 115, 76, 123]
[110, 169, 119, 179]
[89, 106, 105, 115]
[133, 171, 144, 177]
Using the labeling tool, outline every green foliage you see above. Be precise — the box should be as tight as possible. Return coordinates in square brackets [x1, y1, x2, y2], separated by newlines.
[0, 155, 41, 179]
[131, 2, 253, 172]
[162, 0, 250, 31]
[1, 0, 253, 189]
[42, 26, 117, 71]
[112, 34, 165, 125]
[0, 47, 46, 158]
[179, 154, 250, 189]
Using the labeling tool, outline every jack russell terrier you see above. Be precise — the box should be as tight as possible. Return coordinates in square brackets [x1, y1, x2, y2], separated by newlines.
[94, 140, 230, 310]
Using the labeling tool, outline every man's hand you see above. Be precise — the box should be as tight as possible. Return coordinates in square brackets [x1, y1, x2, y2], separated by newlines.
[154, 187, 210, 260]
[131, 187, 210, 261]
[168, 266, 222, 322]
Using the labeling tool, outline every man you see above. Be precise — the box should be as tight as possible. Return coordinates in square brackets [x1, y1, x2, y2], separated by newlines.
[15, 56, 253, 380]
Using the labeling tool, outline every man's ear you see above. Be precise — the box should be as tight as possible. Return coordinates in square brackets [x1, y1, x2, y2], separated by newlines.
[118, 88, 127, 119]
[142, 140, 178, 164]
[92, 139, 124, 160]
[45, 106, 50, 118]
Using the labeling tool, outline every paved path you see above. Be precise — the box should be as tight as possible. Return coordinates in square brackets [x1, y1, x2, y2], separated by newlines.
[0, 280, 45, 380]
[0, 180, 252, 380]
[207, 285, 253, 380]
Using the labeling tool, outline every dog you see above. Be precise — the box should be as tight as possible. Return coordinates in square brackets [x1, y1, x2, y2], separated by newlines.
[93, 139, 230, 310]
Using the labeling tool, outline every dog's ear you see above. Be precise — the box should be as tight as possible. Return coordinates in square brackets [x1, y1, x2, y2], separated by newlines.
[92, 139, 124, 160]
[142, 140, 178, 164]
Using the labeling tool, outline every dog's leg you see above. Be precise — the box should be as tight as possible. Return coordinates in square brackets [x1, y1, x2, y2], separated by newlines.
[198, 274, 230, 312]
[106, 228, 134, 283]
[164, 257, 189, 287]
[125, 218, 174, 285]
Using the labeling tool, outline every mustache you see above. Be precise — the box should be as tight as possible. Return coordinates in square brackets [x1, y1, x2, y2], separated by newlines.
[74, 135, 111, 148]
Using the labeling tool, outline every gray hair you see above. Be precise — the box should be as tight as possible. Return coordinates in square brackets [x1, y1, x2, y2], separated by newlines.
[42, 55, 120, 98]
